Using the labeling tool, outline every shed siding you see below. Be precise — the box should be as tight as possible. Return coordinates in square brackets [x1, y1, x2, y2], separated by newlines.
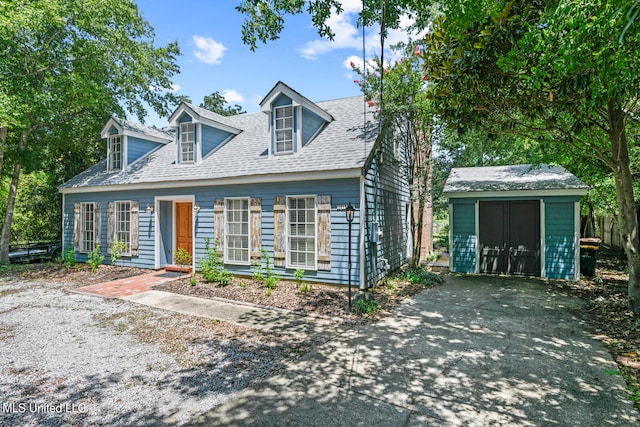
[201, 125, 232, 158]
[448, 195, 579, 280]
[451, 200, 477, 273]
[127, 136, 161, 165]
[62, 178, 362, 286]
[545, 198, 578, 280]
[363, 128, 410, 287]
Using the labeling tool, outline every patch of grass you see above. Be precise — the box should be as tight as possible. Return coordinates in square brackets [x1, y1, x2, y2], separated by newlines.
[0, 288, 21, 296]
[404, 268, 444, 286]
[0, 322, 15, 341]
[352, 299, 381, 315]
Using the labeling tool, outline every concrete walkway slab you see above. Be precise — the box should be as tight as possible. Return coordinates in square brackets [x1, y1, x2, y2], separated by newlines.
[191, 275, 640, 426]
[123, 290, 347, 343]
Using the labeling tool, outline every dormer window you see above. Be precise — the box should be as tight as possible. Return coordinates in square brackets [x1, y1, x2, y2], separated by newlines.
[274, 105, 294, 154]
[180, 122, 194, 163]
[108, 135, 122, 170]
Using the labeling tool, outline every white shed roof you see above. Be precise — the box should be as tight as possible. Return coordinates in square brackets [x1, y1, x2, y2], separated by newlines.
[443, 164, 588, 197]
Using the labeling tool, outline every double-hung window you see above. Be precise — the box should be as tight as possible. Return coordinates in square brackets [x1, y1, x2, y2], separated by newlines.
[80, 202, 97, 252]
[114, 201, 131, 254]
[274, 106, 293, 154]
[225, 198, 250, 264]
[287, 196, 316, 269]
[180, 122, 194, 163]
[109, 135, 122, 170]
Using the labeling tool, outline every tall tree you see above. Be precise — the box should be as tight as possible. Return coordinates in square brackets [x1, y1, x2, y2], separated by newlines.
[200, 91, 246, 116]
[421, 0, 640, 312]
[352, 43, 436, 267]
[0, 0, 180, 262]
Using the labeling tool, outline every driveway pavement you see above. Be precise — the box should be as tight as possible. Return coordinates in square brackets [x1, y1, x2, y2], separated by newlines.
[191, 275, 640, 426]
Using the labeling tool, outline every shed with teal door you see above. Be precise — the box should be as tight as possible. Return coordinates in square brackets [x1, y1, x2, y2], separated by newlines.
[443, 164, 588, 281]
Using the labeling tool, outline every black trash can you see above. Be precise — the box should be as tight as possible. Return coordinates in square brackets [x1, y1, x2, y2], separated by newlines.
[579, 238, 601, 278]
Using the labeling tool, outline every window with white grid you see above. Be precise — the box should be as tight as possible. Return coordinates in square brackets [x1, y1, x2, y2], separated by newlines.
[109, 135, 122, 170]
[80, 202, 96, 253]
[225, 198, 250, 264]
[274, 106, 293, 154]
[180, 122, 194, 163]
[287, 196, 316, 269]
[115, 201, 131, 254]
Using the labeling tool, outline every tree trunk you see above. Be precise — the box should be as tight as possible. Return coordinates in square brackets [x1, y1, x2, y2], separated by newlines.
[608, 101, 640, 313]
[0, 128, 27, 263]
[421, 154, 433, 258]
[0, 126, 6, 178]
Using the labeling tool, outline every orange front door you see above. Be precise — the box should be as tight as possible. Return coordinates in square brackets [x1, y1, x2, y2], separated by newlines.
[175, 202, 193, 261]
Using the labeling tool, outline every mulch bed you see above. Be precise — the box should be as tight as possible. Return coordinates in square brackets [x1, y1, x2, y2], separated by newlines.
[155, 272, 443, 324]
[554, 246, 640, 407]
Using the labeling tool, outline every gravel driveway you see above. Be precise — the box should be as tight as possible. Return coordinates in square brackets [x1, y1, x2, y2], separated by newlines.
[0, 276, 313, 426]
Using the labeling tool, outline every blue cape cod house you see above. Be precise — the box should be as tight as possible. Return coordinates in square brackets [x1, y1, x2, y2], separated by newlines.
[59, 82, 410, 288]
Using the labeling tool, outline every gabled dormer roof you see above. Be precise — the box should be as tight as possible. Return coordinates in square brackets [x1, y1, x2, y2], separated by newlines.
[168, 102, 243, 135]
[100, 117, 173, 144]
[260, 81, 334, 123]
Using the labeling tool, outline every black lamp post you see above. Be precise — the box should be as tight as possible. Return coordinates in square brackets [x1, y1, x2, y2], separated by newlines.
[345, 202, 355, 309]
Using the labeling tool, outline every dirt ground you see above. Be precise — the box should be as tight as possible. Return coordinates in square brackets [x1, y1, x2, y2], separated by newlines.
[554, 247, 640, 407]
[3, 249, 639, 408]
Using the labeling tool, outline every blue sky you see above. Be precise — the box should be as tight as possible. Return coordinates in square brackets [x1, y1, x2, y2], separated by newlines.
[137, 0, 420, 126]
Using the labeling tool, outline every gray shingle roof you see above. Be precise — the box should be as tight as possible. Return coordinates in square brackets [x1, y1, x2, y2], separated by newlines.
[60, 95, 377, 190]
[443, 164, 588, 194]
[111, 117, 174, 141]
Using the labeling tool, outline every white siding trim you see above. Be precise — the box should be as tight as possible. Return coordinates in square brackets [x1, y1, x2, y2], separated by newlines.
[540, 199, 546, 278]
[153, 195, 196, 270]
[359, 176, 366, 289]
[448, 202, 453, 272]
[197, 123, 202, 164]
[446, 188, 588, 199]
[474, 200, 480, 273]
[122, 135, 129, 169]
[60, 168, 362, 194]
[61, 193, 66, 253]
[574, 201, 581, 281]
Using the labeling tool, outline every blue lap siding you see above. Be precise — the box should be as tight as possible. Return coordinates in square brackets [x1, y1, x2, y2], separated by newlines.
[62, 177, 362, 285]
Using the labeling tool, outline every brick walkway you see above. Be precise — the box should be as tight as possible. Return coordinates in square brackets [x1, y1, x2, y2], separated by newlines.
[74, 270, 182, 298]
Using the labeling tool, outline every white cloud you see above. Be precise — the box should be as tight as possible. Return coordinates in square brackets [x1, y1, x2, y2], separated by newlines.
[299, 4, 428, 62]
[193, 35, 226, 65]
[299, 1, 365, 59]
[222, 89, 244, 104]
[170, 84, 181, 92]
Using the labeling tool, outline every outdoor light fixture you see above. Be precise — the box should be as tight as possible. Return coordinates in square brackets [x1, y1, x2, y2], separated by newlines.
[345, 202, 355, 309]
[193, 204, 201, 212]
[146, 203, 154, 213]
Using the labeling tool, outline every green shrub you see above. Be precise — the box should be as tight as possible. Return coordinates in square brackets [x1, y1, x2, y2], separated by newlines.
[254, 247, 280, 295]
[353, 299, 381, 315]
[404, 268, 443, 286]
[63, 248, 76, 268]
[295, 268, 311, 293]
[199, 238, 232, 286]
[87, 244, 104, 273]
[110, 240, 129, 266]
